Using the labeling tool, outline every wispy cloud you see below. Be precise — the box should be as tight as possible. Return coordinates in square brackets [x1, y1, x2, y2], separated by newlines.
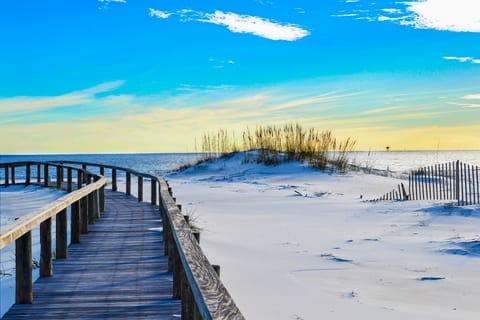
[148, 8, 172, 19]
[462, 94, 480, 100]
[338, 0, 480, 33]
[0, 81, 124, 116]
[148, 8, 309, 41]
[443, 56, 480, 64]
[331, 13, 358, 18]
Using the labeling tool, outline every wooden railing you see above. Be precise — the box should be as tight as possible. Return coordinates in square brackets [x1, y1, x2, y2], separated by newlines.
[51, 161, 245, 320]
[0, 161, 107, 304]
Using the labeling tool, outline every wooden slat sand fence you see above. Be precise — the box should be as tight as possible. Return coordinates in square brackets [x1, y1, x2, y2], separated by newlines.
[1, 160, 244, 319]
[371, 160, 480, 206]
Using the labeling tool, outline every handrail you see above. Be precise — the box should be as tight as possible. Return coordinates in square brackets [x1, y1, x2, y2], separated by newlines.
[51, 160, 244, 319]
[0, 178, 106, 249]
[0, 161, 107, 305]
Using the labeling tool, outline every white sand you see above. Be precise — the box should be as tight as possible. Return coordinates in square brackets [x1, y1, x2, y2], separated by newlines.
[167, 152, 480, 320]
[0, 185, 66, 318]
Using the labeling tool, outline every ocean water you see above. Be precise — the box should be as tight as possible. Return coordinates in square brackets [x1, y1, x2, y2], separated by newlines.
[1, 151, 479, 175]
[349, 150, 480, 172]
[0, 153, 204, 177]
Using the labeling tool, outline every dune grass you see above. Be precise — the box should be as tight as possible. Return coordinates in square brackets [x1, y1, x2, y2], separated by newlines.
[195, 123, 356, 172]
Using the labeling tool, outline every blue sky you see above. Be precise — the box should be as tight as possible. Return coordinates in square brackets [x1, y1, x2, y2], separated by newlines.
[1, 0, 480, 152]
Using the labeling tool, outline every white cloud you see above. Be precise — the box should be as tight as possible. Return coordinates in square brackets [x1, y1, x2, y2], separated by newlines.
[199, 11, 309, 41]
[462, 94, 480, 100]
[443, 56, 480, 64]
[405, 0, 480, 32]
[148, 8, 172, 19]
[443, 56, 473, 62]
[149, 8, 309, 41]
[381, 8, 403, 14]
[339, 0, 480, 33]
[331, 13, 359, 17]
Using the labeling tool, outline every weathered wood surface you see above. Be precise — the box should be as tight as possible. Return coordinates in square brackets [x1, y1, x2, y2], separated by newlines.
[158, 178, 245, 320]
[48, 160, 245, 319]
[3, 190, 180, 319]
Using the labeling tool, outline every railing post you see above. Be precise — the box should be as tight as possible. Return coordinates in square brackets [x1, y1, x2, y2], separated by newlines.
[40, 218, 52, 276]
[16, 231, 32, 304]
[71, 201, 81, 244]
[11, 166, 15, 184]
[151, 180, 157, 205]
[44, 164, 49, 187]
[126, 172, 131, 195]
[37, 164, 41, 183]
[5, 165, 9, 186]
[94, 190, 100, 219]
[138, 176, 143, 201]
[56, 208, 68, 258]
[181, 273, 194, 319]
[112, 168, 117, 191]
[172, 247, 182, 299]
[56, 166, 62, 190]
[82, 164, 87, 183]
[77, 170, 83, 189]
[81, 196, 89, 233]
[99, 186, 105, 212]
[212, 264, 221, 276]
[88, 192, 96, 224]
[100, 166, 105, 176]
[26, 164, 31, 186]
[67, 168, 73, 193]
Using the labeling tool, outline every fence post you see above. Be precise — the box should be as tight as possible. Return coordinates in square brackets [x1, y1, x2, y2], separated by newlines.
[455, 160, 460, 205]
[11, 166, 15, 184]
[16, 231, 32, 304]
[40, 218, 53, 276]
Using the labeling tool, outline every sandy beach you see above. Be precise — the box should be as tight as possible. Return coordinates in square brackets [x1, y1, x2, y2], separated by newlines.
[168, 153, 480, 319]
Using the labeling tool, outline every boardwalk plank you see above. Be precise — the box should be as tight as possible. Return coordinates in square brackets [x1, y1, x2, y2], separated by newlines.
[2, 190, 180, 320]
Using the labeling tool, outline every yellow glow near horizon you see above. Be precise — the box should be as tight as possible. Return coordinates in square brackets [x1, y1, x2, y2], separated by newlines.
[1, 119, 479, 154]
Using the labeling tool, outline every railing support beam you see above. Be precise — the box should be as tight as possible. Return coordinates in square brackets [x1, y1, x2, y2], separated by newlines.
[40, 218, 53, 276]
[15, 231, 32, 304]
[56, 208, 68, 258]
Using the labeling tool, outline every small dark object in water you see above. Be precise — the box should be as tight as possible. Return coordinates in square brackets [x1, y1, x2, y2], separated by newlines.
[418, 276, 445, 281]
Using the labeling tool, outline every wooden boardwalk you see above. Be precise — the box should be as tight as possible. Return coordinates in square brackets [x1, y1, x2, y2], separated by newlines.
[3, 189, 181, 319]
